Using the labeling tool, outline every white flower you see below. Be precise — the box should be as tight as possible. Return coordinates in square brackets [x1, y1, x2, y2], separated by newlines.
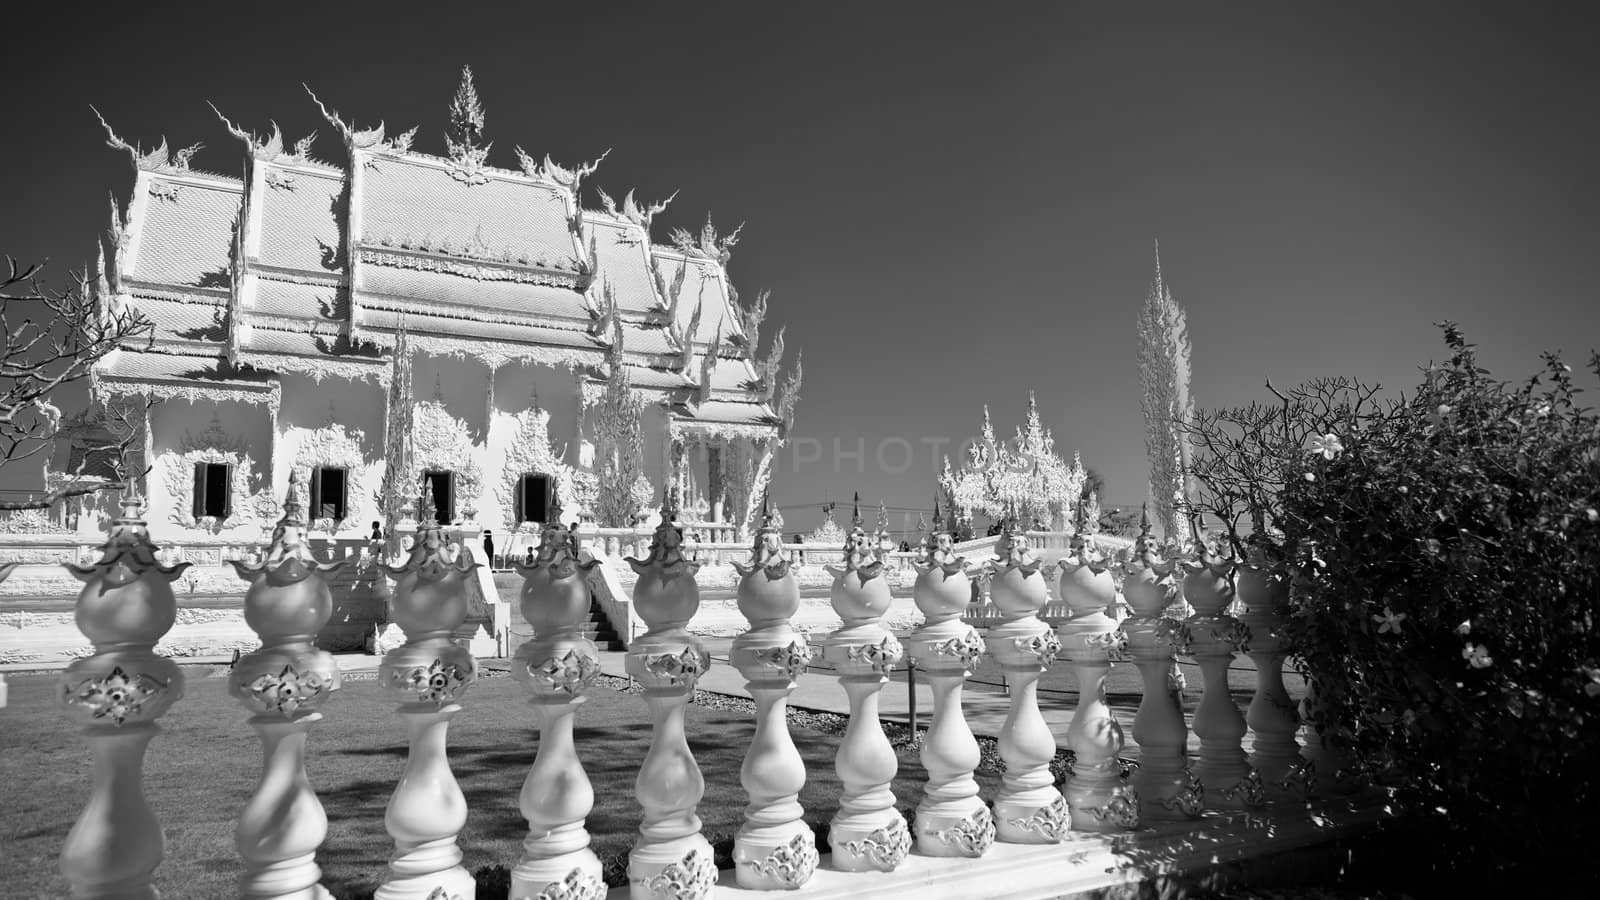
[1455, 619, 1471, 636]
[1462, 643, 1493, 669]
[1373, 608, 1406, 634]
[1307, 433, 1344, 460]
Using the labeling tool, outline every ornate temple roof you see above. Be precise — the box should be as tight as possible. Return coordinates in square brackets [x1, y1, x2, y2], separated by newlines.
[87, 71, 797, 433]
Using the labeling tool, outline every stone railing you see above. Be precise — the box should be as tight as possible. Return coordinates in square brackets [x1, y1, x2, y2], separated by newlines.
[35, 505, 1375, 900]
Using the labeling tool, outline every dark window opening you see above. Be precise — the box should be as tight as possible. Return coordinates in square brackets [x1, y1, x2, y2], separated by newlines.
[425, 470, 454, 524]
[192, 462, 232, 520]
[516, 474, 551, 525]
[311, 467, 348, 521]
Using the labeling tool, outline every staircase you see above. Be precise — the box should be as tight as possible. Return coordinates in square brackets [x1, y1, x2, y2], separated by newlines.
[500, 568, 625, 656]
[580, 598, 625, 651]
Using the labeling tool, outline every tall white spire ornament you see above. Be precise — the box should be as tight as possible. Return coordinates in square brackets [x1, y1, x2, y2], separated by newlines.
[228, 471, 347, 899]
[58, 489, 192, 897]
[820, 512, 910, 871]
[373, 484, 480, 900]
[625, 493, 716, 899]
[728, 504, 819, 889]
[1137, 240, 1196, 542]
[509, 506, 606, 899]
[986, 518, 1068, 842]
[905, 530, 994, 857]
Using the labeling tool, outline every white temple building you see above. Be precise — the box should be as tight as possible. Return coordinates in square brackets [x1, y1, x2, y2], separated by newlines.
[76, 69, 800, 541]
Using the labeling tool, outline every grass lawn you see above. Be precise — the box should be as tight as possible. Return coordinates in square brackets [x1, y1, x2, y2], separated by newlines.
[0, 667, 997, 899]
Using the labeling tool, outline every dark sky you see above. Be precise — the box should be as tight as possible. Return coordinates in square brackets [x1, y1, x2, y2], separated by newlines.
[4, 2, 1597, 533]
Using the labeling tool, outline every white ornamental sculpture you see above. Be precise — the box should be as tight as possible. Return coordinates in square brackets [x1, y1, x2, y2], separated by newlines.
[1180, 536, 1264, 810]
[820, 508, 911, 872]
[1237, 537, 1312, 802]
[624, 495, 717, 900]
[984, 518, 1068, 843]
[58, 490, 192, 898]
[905, 531, 994, 857]
[373, 487, 480, 900]
[510, 503, 606, 900]
[1056, 508, 1141, 832]
[1118, 506, 1203, 821]
[728, 504, 819, 889]
[228, 471, 347, 898]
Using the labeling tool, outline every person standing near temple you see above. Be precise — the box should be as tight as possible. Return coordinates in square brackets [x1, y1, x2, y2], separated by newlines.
[482, 529, 496, 568]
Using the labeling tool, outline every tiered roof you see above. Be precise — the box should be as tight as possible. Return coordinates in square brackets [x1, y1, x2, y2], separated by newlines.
[89, 70, 798, 437]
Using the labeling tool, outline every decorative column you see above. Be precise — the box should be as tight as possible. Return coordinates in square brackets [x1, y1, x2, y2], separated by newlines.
[904, 532, 994, 857]
[728, 506, 818, 889]
[509, 511, 605, 899]
[820, 515, 910, 872]
[1118, 507, 1202, 821]
[1056, 517, 1140, 832]
[1181, 538, 1262, 810]
[624, 496, 716, 900]
[1237, 538, 1312, 803]
[228, 473, 346, 898]
[58, 490, 191, 899]
[374, 489, 479, 900]
[985, 521, 1067, 843]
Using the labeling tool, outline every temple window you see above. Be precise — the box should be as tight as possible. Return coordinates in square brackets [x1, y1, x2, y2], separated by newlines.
[516, 473, 551, 525]
[425, 470, 454, 524]
[192, 462, 232, 519]
[310, 467, 349, 521]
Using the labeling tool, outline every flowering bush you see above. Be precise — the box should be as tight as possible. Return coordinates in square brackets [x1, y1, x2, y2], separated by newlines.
[1278, 325, 1600, 876]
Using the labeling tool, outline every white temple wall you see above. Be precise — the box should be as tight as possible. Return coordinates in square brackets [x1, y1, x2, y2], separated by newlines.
[483, 363, 583, 532]
[146, 399, 276, 540]
[273, 374, 387, 535]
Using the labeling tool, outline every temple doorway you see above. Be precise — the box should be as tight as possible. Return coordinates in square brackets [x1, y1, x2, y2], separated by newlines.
[424, 470, 454, 524]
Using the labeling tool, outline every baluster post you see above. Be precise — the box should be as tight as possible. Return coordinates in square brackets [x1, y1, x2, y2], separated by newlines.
[729, 505, 818, 889]
[509, 508, 605, 898]
[1237, 538, 1312, 803]
[987, 521, 1067, 843]
[1118, 506, 1202, 821]
[1058, 512, 1139, 832]
[1181, 537, 1263, 810]
[57, 489, 190, 899]
[624, 495, 716, 900]
[374, 487, 479, 900]
[228, 472, 346, 898]
[820, 509, 910, 871]
[905, 531, 994, 857]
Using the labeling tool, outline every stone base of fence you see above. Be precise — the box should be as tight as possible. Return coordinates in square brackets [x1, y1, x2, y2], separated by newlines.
[612, 799, 1388, 899]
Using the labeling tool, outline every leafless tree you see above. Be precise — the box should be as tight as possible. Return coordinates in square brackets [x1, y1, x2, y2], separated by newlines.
[0, 257, 152, 511]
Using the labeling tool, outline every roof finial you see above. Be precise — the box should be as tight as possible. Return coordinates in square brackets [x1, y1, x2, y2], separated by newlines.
[447, 64, 486, 149]
[851, 492, 862, 529]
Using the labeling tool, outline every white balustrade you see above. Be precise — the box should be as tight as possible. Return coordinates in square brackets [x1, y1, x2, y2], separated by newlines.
[57, 492, 191, 899]
[1057, 525, 1140, 832]
[228, 475, 346, 898]
[986, 526, 1068, 843]
[905, 533, 994, 857]
[1117, 511, 1203, 821]
[1236, 545, 1312, 803]
[729, 508, 818, 889]
[821, 522, 911, 871]
[510, 518, 606, 899]
[625, 507, 717, 900]
[1181, 542, 1263, 810]
[374, 492, 480, 900]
